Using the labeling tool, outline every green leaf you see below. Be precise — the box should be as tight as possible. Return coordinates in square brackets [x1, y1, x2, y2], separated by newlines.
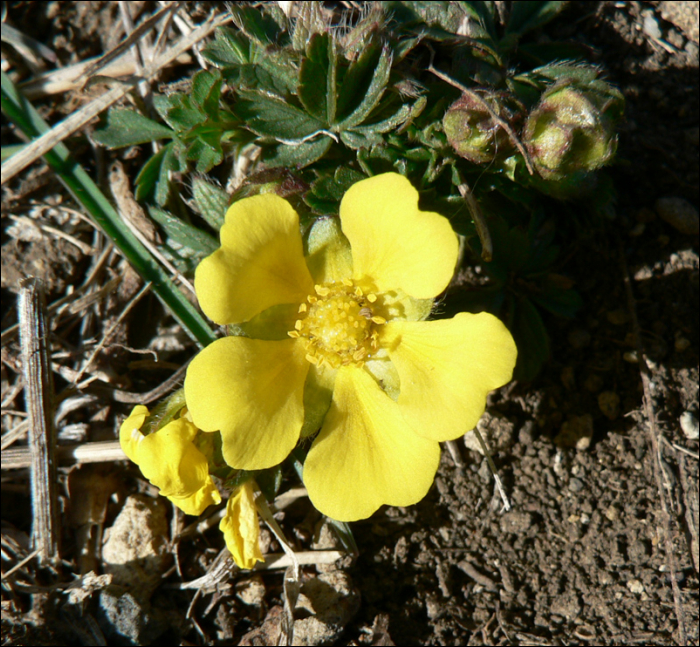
[134, 141, 180, 206]
[230, 4, 283, 45]
[148, 206, 219, 258]
[192, 176, 228, 230]
[156, 94, 206, 132]
[348, 102, 412, 135]
[236, 90, 325, 140]
[339, 129, 384, 150]
[298, 33, 337, 126]
[335, 44, 392, 130]
[201, 26, 251, 66]
[191, 69, 223, 117]
[93, 109, 174, 149]
[505, 1, 566, 37]
[511, 295, 550, 381]
[260, 136, 333, 168]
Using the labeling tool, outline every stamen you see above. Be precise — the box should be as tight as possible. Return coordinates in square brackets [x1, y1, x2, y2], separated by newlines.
[371, 316, 386, 325]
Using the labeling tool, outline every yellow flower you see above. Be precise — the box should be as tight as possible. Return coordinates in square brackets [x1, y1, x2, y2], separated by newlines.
[119, 405, 222, 516]
[185, 173, 517, 521]
[220, 481, 265, 569]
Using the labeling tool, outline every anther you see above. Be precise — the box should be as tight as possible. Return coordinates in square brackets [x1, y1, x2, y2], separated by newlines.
[371, 316, 386, 325]
[366, 293, 377, 303]
[298, 303, 308, 313]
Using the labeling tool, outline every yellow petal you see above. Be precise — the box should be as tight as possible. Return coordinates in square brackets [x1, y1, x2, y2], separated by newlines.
[195, 193, 314, 324]
[220, 482, 264, 569]
[340, 174, 458, 299]
[382, 313, 517, 441]
[121, 411, 222, 516]
[303, 366, 440, 522]
[119, 405, 150, 463]
[184, 337, 309, 470]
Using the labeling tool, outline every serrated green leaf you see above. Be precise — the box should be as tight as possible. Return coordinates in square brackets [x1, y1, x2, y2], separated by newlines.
[157, 93, 206, 132]
[298, 33, 337, 126]
[335, 38, 381, 122]
[191, 69, 223, 117]
[230, 5, 282, 45]
[148, 206, 218, 257]
[505, 1, 566, 37]
[134, 141, 179, 206]
[339, 129, 384, 149]
[186, 135, 223, 174]
[236, 90, 325, 140]
[93, 109, 174, 149]
[335, 44, 392, 131]
[192, 177, 228, 230]
[261, 136, 333, 168]
[349, 102, 412, 135]
[201, 26, 251, 66]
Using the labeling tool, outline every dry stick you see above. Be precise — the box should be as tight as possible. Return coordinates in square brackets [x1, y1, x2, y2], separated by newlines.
[1, 11, 229, 185]
[19, 278, 60, 566]
[457, 179, 493, 262]
[619, 241, 687, 645]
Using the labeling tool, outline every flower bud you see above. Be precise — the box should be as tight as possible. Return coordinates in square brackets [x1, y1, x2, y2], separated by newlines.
[443, 92, 521, 164]
[523, 81, 624, 182]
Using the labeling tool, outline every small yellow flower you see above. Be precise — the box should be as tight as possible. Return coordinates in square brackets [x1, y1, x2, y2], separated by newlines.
[119, 405, 222, 516]
[220, 481, 264, 569]
[185, 173, 517, 521]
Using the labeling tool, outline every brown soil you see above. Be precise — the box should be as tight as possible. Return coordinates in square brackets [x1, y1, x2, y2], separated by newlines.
[1, 2, 698, 646]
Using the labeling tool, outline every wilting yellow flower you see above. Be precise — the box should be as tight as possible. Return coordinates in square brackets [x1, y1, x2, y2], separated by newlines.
[220, 481, 264, 569]
[119, 405, 221, 515]
[185, 173, 517, 521]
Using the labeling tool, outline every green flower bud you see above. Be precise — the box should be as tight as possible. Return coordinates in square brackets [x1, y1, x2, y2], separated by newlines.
[443, 92, 522, 164]
[523, 80, 624, 182]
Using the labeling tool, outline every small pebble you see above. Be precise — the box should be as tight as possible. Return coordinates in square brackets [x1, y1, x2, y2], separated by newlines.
[627, 579, 645, 594]
[680, 411, 699, 440]
[655, 196, 699, 235]
[623, 350, 638, 363]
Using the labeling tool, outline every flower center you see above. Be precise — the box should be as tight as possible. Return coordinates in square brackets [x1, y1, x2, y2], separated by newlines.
[288, 280, 385, 369]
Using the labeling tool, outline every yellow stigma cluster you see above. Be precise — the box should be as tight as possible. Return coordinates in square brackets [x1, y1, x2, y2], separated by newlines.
[288, 280, 386, 369]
